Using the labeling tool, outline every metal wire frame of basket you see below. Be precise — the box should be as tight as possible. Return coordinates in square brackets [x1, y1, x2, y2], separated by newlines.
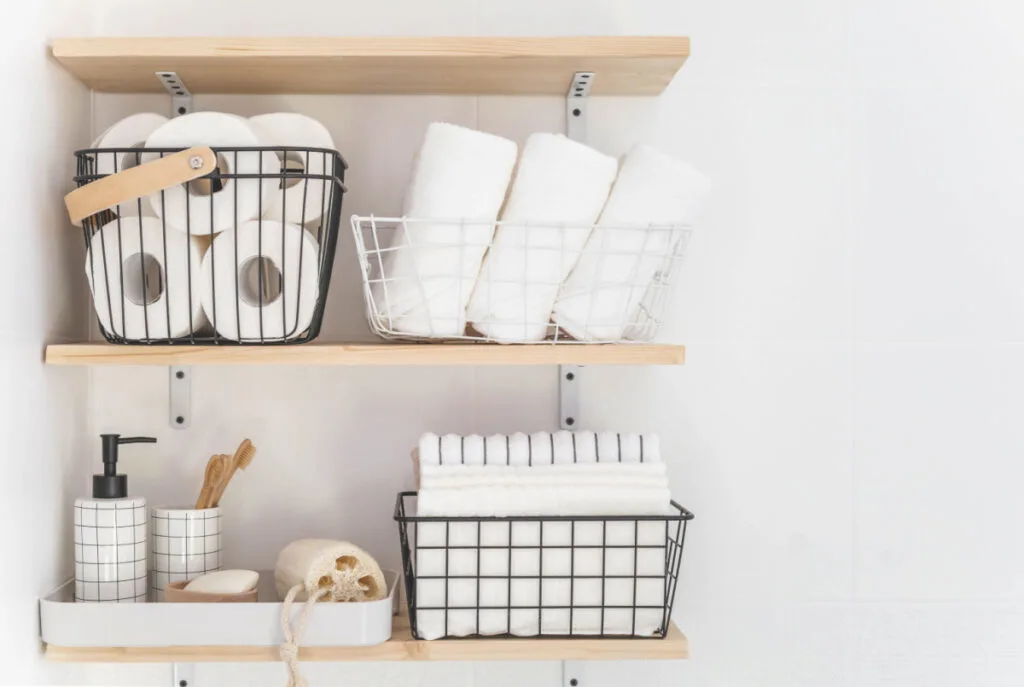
[352, 216, 692, 344]
[74, 146, 347, 344]
[395, 491, 693, 640]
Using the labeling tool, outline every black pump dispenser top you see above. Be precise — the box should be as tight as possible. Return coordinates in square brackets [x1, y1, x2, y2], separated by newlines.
[93, 434, 157, 499]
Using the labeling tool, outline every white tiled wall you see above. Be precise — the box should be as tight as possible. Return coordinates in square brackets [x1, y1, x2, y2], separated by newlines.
[20, 0, 1023, 684]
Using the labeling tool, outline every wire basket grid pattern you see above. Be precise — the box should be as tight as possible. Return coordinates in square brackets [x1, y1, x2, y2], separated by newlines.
[75, 145, 347, 344]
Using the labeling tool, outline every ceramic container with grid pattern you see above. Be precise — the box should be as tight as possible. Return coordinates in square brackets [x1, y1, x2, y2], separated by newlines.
[150, 506, 222, 601]
[74, 496, 148, 603]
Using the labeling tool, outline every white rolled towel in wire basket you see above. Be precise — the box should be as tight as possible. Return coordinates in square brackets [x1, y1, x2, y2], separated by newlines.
[466, 133, 618, 343]
[369, 123, 518, 338]
[554, 144, 711, 341]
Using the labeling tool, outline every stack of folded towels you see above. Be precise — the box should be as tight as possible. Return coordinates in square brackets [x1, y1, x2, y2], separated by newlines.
[413, 431, 673, 640]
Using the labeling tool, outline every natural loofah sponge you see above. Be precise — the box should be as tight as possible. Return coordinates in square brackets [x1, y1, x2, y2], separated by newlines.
[274, 539, 386, 603]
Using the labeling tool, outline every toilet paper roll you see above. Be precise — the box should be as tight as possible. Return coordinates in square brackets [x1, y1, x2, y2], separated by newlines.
[73, 113, 169, 227]
[85, 216, 207, 340]
[144, 112, 280, 235]
[248, 113, 335, 225]
[201, 220, 321, 341]
[96, 113, 170, 178]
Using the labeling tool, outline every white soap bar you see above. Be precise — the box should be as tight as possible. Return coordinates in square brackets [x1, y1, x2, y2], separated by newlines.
[184, 569, 259, 594]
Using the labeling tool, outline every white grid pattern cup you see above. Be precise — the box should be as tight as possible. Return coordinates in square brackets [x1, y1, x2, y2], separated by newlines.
[150, 506, 222, 601]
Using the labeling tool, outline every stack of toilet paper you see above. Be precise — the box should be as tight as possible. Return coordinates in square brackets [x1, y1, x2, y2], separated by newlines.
[84, 111, 335, 341]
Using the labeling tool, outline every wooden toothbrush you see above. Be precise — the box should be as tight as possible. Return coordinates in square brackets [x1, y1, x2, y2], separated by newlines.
[209, 439, 256, 507]
[195, 454, 230, 509]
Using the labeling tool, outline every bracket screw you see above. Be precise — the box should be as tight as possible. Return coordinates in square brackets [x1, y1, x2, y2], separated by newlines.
[179, 680, 188, 687]
[572, 108, 582, 117]
[570, 680, 579, 686]
[176, 416, 185, 425]
[175, 371, 185, 380]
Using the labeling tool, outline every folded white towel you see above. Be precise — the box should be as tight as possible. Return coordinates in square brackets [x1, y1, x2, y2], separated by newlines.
[416, 486, 672, 518]
[554, 144, 712, 341]
[419, 463, 669, 491]
[466, 134, 618, 342]
[371, 123, 517, 337]
[414, 498, 669, 639]
[418, 432, 661, 468]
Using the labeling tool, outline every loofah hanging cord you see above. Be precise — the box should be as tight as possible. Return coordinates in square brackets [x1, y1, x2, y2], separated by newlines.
[279, 583, 329, 687]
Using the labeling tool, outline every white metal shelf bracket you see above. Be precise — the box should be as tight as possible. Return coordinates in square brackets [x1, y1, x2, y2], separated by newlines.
[159, 73, 192, 429]
[559, 71, 593, 430]
[566, 71, 592, 142]
[170, 366, 190, 430]
[157, 71, 193, 117]
[562, 660, 585, 687]
[560, 365, 582, 430]
[172, 663, 195, 687]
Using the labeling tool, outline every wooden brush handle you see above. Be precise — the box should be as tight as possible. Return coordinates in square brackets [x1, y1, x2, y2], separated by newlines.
[195, 454, 228, 510]
[209, 439, 256, 508]
[207, 454, 237, 508]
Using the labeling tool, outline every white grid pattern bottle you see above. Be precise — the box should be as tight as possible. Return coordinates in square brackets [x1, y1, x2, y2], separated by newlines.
[73, 434, 156, 603]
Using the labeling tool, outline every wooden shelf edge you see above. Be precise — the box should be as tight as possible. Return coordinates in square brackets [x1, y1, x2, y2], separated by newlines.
[49, 36, 690, 96]
[45, 622, 688, 663]
[51, 36, 691, 59]
[44, 343, 686, 367]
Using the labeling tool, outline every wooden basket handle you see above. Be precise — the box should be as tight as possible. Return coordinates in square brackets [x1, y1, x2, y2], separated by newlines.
[65, 146, 218, 224]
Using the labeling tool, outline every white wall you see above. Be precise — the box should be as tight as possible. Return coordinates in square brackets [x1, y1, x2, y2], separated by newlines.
[0, 0, 94, 684]
[36, 0, 1024, 685]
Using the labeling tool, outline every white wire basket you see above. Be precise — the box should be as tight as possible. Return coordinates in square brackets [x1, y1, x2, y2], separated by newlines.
[351, 216, 692, 344]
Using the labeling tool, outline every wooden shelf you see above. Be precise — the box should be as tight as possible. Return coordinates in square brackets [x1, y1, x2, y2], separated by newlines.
[50, 36, 690, 95]
[45, 343, 685, 367]
[45, 614, 688, 663]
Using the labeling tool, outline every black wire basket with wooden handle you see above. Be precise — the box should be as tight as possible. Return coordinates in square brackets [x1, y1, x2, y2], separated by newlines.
[67, 145, 347, 344]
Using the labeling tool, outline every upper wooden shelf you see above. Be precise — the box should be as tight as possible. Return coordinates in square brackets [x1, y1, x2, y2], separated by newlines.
[50, 36, 690, 96]
[46, 615, 687, 663]
[45, 343, 685, 367]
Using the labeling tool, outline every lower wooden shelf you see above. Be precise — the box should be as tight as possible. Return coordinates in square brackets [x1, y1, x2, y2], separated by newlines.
[45, 613, 689, 663]
[44, 343, 686, 366]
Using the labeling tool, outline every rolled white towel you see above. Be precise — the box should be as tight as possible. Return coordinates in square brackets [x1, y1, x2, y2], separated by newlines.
[467, 134, 618, 342]
[418, 433, 442, 465]
[462, 435, 485, 465]
[554, 144, 712, 341]
[483, 434, 510, 465]
[371, 123, 518, 338]
[506, 433, 531, 466]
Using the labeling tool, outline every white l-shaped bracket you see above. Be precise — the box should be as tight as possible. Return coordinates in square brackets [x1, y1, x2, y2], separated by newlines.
[559, 72, 594, 430]
[157, 71, 193, 117]
[566, 71, 593, 141]
[172, 662, 194, 687]
[157, 72, 194, 430]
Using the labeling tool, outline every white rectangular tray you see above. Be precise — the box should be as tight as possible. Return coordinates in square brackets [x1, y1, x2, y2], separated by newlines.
[40, 570, 398, 648]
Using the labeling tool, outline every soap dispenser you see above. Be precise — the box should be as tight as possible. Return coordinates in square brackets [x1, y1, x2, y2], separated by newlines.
[74, 434, 156, 603]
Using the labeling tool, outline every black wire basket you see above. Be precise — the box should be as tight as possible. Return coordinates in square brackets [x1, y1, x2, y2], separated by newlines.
[68, 145, 347, 344]
[394, 491, 693, 640]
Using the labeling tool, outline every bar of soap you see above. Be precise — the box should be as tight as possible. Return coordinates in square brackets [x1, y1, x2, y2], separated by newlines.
[185, 569, 259, 594]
